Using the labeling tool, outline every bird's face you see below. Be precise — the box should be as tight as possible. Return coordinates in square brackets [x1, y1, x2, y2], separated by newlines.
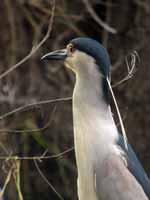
[65, 43, 97, 74]
[41, 42, 94, 74]
[42, 37, 110, 77]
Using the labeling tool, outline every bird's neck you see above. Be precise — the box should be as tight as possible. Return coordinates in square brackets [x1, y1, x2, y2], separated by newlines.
[73, 67, 119, 149]
[73, 66, 110, 118]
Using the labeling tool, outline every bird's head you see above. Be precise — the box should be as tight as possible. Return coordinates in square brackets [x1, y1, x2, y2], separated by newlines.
[41, 37, 110, 78]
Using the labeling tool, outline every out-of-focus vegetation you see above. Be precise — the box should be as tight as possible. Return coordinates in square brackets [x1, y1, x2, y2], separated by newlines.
[0, 0, 150, 199]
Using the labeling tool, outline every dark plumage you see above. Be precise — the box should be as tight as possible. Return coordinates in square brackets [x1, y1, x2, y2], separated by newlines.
[71, 37, 110, 77]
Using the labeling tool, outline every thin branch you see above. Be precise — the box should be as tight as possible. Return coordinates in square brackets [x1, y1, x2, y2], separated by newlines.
[13, 160, 23, 200]
[0, 147, 74, 160]
[0, 0, 56, 80]
[34, 159, 64, 200]
[0, 167, 13, 199]
[0, 97, 72, 120]
[0, 105, 57, 133]
[0, 121, 49, 133]
[82, 0, 117, 34]
[112, 51, 139, 88]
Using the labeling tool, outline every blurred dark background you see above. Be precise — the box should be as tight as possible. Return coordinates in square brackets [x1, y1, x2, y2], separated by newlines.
[0, 0, 150, 199]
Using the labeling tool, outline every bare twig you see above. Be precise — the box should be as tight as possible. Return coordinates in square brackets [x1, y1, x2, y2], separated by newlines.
[112, 51, 139, 88]
[82, 0, 117, 33]
[0, 97, 72, 120]
[0, 121, 49, 133]
[0, 167, 13, 199]
[34, 159, 64, 200]
[0, 105, 57, 133]
[0, 0, 56, 80]
[13, 160, 23, 200]
[0, 146, 74, 160]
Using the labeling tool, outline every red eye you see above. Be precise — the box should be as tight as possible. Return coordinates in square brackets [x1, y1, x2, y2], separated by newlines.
[68, 44, 75, 53]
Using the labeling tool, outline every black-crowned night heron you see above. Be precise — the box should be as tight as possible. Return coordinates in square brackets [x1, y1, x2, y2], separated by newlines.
[42, 37, 150, 200]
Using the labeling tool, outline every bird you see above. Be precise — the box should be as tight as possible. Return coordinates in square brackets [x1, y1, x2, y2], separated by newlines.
[41, 37, 150, 200]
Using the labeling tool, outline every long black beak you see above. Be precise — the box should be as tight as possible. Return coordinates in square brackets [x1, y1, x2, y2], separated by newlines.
[41, 49, 67, 60]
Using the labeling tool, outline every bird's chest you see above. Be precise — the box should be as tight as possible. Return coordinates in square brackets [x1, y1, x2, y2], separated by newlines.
[74, 124, 98, 200]
[73, 105, 116, 167]
[72, 88, 118, 200]
[73, 108, 117, 200]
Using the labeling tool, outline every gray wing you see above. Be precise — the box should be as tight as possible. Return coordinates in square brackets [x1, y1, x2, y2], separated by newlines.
[95, 150, 148, 200]
[117, 134, 150, 198]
